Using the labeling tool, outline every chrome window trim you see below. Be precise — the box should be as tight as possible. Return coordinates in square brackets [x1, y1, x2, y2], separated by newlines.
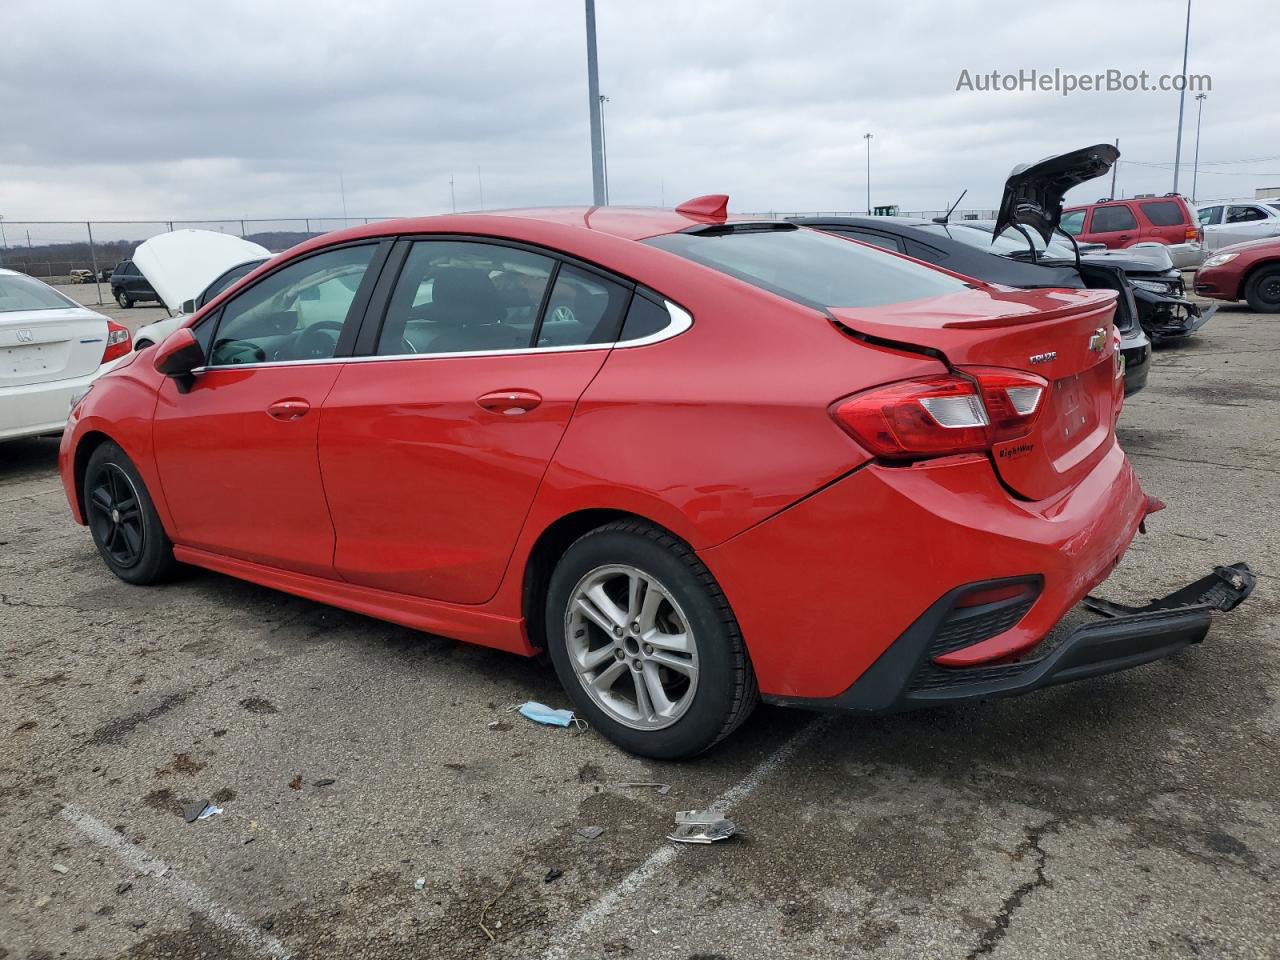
[191, 300, 691, 373]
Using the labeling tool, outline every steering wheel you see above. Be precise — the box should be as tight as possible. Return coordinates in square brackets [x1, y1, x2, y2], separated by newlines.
[292, 321, 346, 360]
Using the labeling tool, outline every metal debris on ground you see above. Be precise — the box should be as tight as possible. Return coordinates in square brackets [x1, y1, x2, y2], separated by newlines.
[616, 781, 671, 795]
[576, 825, 605, 840]
[515, 700, 587, 731]
[543, 867, 562, 883]
[182, 799, 210, 823]
[668, 809, 737, 844]
[197, 804, 223, 821]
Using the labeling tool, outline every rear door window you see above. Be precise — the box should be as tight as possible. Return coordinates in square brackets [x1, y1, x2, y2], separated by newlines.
[1138, 200, 1185, 226]
[644, 225, 967, 309]
[1227, 205, 1267, 223]
[1089, 206, 1138, 233]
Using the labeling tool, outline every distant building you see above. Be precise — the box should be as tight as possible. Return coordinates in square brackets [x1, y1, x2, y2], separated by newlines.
[1256, 187, 1280, 199]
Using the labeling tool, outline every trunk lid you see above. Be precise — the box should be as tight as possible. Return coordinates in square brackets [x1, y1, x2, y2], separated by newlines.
[0, 307, 108, 387]
[993, 143, 1120, 244]
[831, 285, 1120, 500]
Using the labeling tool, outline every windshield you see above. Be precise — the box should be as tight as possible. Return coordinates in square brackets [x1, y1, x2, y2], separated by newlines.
[645, 226, 968, 309]
[0, 273, 79, 312]
[920, 222, 1078, 260]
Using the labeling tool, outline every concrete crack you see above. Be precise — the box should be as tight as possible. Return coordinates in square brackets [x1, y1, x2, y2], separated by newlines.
[967, 819, 1059, 958]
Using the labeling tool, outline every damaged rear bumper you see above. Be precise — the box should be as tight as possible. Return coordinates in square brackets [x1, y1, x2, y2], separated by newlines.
[765, 563, 1254, 713]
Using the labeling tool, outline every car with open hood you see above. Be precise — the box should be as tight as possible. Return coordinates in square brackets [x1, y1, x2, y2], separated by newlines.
[57, 198, 1253, 757]
[1, 268, 131, 441]
[129, 230, 273, 349]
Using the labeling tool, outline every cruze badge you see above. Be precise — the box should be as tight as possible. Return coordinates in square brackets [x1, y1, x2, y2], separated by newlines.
[1087, 328, 1107, 352]
[1028, 351, 1056, 365]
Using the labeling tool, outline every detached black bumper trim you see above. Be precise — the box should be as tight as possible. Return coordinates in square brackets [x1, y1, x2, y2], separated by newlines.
[1135, 289, 1217, 341]
[764, 563, 1255, 714]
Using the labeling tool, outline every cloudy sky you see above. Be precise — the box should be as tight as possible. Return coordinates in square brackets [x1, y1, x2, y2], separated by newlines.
[3, 0, 1277, 227]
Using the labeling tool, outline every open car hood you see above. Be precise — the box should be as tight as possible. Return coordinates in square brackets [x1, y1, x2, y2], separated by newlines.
[133, 230, 271, 311]
[993, 143, 1120, 243]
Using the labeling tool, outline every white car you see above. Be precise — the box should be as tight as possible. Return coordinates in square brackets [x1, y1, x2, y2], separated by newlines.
[130, 230, 271, 349]
[0, 269, 131, 441]
[1195, 200, 1280, 253]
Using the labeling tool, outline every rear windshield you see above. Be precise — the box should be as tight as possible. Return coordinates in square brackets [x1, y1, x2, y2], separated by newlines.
[0, 273, 78, 312]
[644, 226, 968, 309]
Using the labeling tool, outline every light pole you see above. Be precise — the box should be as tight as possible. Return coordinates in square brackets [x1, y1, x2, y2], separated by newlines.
[863, 133, 873, 214]
[599, 95, 611, 204]
[584, 0, 605, 205]
[1191, 93, 1207, 203]
[1171, 0, 1192, 194]
[0, 215, 7, 250]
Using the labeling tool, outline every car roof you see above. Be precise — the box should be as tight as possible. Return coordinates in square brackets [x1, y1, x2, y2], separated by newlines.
[306, 206, 752, 246]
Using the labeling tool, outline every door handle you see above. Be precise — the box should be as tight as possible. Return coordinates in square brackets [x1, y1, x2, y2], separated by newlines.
[477, 389, 542, 415]
[267, 398, 311, 421]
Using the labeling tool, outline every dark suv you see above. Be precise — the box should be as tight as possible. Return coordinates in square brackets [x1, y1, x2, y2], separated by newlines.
[108, 260, 160, 308]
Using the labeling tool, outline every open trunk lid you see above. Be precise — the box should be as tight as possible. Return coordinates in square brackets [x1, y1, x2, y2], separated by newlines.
[993, 143, 1120, 243]
[831, 285, 1120, 500]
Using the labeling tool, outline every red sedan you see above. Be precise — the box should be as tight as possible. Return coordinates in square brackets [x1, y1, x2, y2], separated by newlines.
[1194, 236, 1280, 312]
[58, 197, 1252, 758]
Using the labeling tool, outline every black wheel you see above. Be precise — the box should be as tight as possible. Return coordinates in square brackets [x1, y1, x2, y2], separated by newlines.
[84, 442, 177, 584]
[1244, 265, 1280, 313]
[114, 288, 132, 309]
[544, 520, 758, 759]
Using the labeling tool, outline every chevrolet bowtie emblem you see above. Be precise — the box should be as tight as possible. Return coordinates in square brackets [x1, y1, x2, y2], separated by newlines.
[1087, 327, 1107, 352]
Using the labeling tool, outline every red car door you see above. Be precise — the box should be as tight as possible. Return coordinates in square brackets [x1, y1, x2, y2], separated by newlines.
[153, 243, 383, 577]
[1081, 203, 1140, 249]
[317, 239, 629, 604]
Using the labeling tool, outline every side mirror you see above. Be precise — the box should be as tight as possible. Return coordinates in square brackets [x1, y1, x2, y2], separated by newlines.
[153, 328, 204, 377]
[181, 298, 196, 314]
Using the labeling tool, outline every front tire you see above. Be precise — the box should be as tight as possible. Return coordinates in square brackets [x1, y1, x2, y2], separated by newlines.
[545, 520, 758, 759]
[1244, 265, 1280, 313]
[83, 442, 177, 584]
[114, 288, 132, 308]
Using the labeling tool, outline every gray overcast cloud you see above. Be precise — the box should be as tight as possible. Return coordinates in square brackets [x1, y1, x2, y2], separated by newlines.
[2, 0, 1277, 221]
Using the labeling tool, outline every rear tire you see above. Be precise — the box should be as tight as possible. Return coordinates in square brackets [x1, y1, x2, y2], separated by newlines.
[83, 442, 177, 585]
[544, 520, 758, 759]
[1244, 265, 1280, 313]
[114, 288, 132, 309]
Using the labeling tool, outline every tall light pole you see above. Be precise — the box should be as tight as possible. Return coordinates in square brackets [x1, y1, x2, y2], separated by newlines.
[1171, 0, 1192, 194]
[1191, 93, 1207, 203]
[599, 95, 611, 204]
[0, 215, 7, 250]
[584, 0, 606, 205]
[863, 133, 873, 214]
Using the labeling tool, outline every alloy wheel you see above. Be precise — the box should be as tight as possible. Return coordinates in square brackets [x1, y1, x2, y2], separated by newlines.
[565, 563, 699, 730]
[87, 464, 145, 568]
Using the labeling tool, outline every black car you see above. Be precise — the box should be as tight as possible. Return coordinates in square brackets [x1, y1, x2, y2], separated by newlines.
[108, 259, 160, 308]
[796, 145, 1211, 395]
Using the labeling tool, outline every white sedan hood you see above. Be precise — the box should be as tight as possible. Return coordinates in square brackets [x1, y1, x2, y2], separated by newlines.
[133, 230, 271, 311]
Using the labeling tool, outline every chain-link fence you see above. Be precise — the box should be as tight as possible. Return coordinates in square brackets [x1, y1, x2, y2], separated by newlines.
[0, 217, 407, 302]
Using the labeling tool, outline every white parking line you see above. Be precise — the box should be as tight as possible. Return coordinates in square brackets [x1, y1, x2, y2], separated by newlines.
[59, 805, 292, 960]
[540, 716, 832, 960]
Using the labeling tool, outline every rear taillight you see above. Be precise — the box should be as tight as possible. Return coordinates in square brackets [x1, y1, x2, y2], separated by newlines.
[102, 320, 131, 363]
[831, 367, 1047, 460]
[1185, 226, 1198, 241]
